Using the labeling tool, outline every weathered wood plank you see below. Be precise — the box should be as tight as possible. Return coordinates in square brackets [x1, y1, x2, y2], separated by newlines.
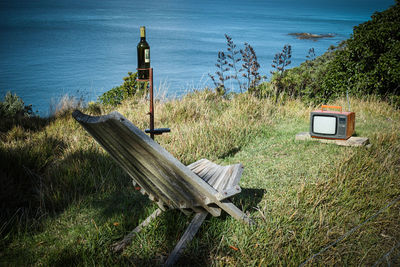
[111, 208, 163, 252]
[228, 164, 243, 189]
[110, 120, 209, 210]
[188, 159, 243, 201]
[187, 158, 207, 170]
[207, 165, 226, 187]
[164, 212, 208, 267]
[85, 117, 198, 210]
[215, 186, 241, 201]
[103, 121, 193, 208]
[295, 132, 370, 147]
[212, 166, 230, 191]
[216, 199, 254, 225]
[83, 122, 163, 199]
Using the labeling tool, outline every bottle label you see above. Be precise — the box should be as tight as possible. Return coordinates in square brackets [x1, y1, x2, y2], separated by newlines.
[145, 49, 150, 63]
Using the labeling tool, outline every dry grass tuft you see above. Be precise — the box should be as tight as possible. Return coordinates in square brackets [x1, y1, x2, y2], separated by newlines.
[49, 94, 85, 117]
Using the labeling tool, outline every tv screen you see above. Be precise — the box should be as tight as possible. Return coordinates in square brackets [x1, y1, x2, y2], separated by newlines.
[313, 115, 336, 135]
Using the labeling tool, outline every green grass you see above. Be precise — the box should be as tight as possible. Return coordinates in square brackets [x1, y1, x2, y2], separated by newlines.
[1, 92, 399, 266]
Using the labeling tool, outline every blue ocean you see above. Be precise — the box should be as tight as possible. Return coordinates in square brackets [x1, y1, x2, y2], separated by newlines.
[0, 0, 394, 115]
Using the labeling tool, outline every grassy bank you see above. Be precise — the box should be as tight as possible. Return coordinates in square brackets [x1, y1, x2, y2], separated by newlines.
[1, 91, 399, 266]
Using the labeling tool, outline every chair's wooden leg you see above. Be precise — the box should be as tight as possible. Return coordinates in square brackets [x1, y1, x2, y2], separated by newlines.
[164, 212, 208, 267]
[216, 199, 255, 225]
[112, 208, 163, 252]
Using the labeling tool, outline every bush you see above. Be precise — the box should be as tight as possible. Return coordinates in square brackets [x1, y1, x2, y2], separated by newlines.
[273, 2, 400, 105]
[0, 91, 33, 118]
[271, 46, 338, 104]
[335, 2, 400, 98]
[98, 72, 147, 106]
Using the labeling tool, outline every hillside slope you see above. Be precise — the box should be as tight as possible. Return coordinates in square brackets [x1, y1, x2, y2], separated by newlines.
[1, 92, 399, 265]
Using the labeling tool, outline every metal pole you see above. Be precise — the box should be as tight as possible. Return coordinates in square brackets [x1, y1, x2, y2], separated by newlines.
[149, 68, 154, 140]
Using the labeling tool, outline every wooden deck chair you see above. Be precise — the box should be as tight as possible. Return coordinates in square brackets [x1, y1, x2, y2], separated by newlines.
[72, 110, 253, 266]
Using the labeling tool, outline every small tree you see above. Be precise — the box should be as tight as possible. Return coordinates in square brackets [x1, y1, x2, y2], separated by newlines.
[271, 44, 292, 100]
[209, 34, 263, 96]
[209, 51, 230, 95]
[241, 42, 261, 95]
[225, 34, 243, 92]
[306, 48, 316, 62]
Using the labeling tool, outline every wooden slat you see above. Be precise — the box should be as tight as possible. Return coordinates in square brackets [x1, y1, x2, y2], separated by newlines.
[83, 117, 197, 210]
[84, 122, 172, 208]
[186, 158, 207, 170]
[164, 212, 208, 266]
[228, 164, 243, 188]
[103, 121, 193, 208]
[112, 208, 163, 252]
[212, 166, 230, 191]
[111, 120, 204, 208]
[208, 165, 227, 188]
[188, 159, 243, 200]
[74, 111, 219, 215]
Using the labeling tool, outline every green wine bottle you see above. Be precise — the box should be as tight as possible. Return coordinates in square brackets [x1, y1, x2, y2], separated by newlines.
[137, 26, 150, 80]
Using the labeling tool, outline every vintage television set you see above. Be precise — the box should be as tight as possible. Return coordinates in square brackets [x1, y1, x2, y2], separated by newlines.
[310, 105, 355, 140]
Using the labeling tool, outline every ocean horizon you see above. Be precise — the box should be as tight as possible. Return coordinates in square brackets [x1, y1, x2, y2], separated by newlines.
[0, 0, 395, 115]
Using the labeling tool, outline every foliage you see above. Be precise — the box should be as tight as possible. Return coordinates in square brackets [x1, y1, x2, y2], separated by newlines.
[271, 44, 292, 74]
[86, 101, 102, 115]
[98, 72, 147, 106]
[241, 42, 261, 96]
[268, 46, 338, 104]
[209, 35, 262, 96]
[98, 86, 127, 106]
[270, 44, 292, 100]
[208, 52, 230, 96]
[325, 2, 400, 100]
[225, 34, 244, 92]
[306, 47, 316, 61]
[276, 2, 400, 105]
[0, 91, 33, 118]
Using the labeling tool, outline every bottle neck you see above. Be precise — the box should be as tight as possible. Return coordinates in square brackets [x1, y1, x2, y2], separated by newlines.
[140, 26, 146, 40]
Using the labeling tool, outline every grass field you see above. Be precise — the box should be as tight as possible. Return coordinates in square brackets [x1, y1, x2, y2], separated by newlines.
[1, 91, 399, 266]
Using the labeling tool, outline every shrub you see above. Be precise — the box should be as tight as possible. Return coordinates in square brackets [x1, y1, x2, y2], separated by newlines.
[277, 2, 400, 105]
[0, 91, 33, 118]
[98, 72, 147, 106]
[271, 46, 337, 104]
[335, 2, 400, 98]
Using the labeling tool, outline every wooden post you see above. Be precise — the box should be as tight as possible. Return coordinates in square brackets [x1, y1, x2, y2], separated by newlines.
[137, 68, 156, 140]
[149, 68, 154, 140]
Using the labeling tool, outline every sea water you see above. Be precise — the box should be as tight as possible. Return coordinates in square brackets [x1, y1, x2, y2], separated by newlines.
[0, 0, 394, 115]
